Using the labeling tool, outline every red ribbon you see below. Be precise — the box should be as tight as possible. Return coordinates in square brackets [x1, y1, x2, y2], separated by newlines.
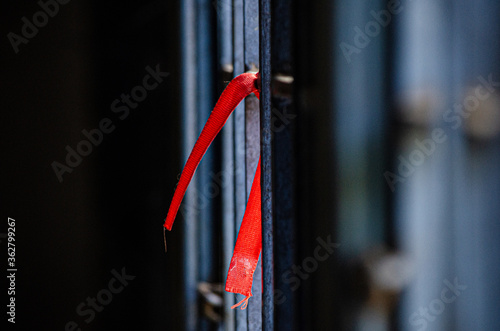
[164, 72, 262, 309]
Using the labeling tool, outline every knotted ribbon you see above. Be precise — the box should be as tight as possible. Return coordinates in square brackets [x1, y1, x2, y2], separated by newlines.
[164, 72, 262, 309]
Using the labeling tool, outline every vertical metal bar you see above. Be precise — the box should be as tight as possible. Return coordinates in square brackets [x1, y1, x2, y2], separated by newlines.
[217, 0, 234, 67]
[196, 2, 216, 330]
[196, 0, 215, 285]
[244, 0, 259, 72]
[222, 102, 236, 331]
[180, 1, 199, 330]
[245, 97, 262, 330]
[453, 1, 500, 330]
[259, 0, 273, 329]
[217, 0, 236, 329]
[270, 0, 295, 329]
[335, 0, 391, 328]
[271, 97, 295, 331]
[392, 2, 454, 329]
[244, 0, 262, 329]
[232, 0, 249, 329]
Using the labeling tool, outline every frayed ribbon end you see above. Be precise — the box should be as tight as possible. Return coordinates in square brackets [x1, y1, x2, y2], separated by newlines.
[231, 295, 251, 310]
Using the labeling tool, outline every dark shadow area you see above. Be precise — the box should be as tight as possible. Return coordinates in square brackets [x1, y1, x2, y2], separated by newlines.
[1, 1, 183, 330]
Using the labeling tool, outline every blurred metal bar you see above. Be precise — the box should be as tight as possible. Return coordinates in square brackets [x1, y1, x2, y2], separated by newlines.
[259, 0, 273, 329]
[196, 2, 216, 330]
[271, 0, 292, 74]
[271, 0, 295, 330]
[453, 1, 500, 330]
[272, 95, 295, 330]
[334, 0, 390, 328]
[335, 0, 387, 261]
[180, 0, 199, 330]
[196, 0, 215, 284]
[294, 1, 338, 329]
[392, 1, 454, 329]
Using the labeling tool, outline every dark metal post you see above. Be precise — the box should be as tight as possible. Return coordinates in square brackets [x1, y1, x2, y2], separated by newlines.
[259, 0, 274, 329]
[271, 0, 296, 329]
